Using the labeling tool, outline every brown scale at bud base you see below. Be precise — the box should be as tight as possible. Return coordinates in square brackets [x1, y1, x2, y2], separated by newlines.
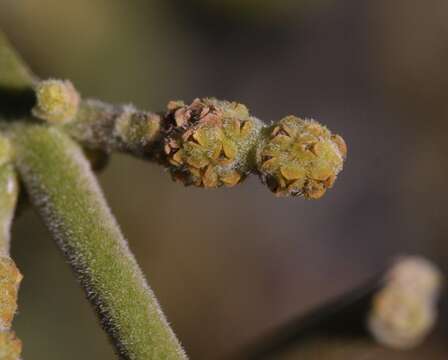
[162, 98, 263, 188]
[0, 257, 22, 331]
[257, 116, 347, 199]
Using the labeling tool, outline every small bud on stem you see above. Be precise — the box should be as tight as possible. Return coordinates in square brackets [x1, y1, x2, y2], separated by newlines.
[0, 332, 21, 360]
[161, 98, 263, 188]
[33, 79, 80, 124]
[257, 116, 346, 198]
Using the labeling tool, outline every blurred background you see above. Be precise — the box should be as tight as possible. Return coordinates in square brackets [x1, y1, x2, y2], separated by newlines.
[2, 0, 448, 358]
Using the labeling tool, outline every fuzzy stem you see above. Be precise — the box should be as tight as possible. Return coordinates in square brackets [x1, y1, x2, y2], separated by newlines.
[60, 97, 347, 198]
[62, 100, 161, 158]
[0, 31, 35, 119]
[10, 124, 186, 360]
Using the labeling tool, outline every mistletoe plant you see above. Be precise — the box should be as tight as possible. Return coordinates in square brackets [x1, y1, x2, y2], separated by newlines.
[0, 30, 346, 360]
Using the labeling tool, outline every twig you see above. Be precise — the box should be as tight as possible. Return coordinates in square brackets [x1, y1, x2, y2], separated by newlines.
[238, 274, 381, 359]
[10, 124, 187, 359]
[0, 27, 349, 359]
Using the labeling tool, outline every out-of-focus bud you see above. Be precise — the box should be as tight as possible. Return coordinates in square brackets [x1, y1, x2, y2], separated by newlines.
[368, 256, 443, 349]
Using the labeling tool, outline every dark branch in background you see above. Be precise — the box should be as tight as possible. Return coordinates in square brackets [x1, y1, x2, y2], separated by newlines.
[237, 274, 382, 359]
[237, 256, 443, 359]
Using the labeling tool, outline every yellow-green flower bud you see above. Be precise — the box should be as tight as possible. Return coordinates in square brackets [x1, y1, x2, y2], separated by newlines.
[163, 98, 263, 188]
[257, 116, 346, 199]
[33, 79, 80, 124]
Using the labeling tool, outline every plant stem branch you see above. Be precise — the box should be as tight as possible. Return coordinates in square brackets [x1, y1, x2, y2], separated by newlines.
[10, 124, 186, 360]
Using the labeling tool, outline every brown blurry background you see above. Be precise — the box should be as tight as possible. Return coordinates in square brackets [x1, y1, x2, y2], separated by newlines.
[2, 0, 448, 359]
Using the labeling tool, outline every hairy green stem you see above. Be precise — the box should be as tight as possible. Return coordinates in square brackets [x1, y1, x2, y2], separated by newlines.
[0, 26, 348, 359]
[10, 124, 186, 360]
